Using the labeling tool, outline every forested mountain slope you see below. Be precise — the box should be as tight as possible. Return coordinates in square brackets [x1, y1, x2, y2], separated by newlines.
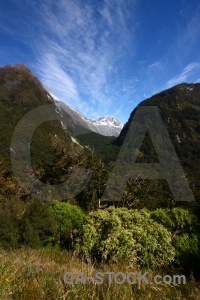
[115, 83, 200, 204]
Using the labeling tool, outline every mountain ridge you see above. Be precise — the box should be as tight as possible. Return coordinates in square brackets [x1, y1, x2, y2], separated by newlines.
[114, 82, 200, 204]
[54, 97, 123, 137]
[0, 64, 199, 206]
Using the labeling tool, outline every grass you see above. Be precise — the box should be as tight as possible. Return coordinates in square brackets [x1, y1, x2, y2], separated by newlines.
[0, 247, 200, 300]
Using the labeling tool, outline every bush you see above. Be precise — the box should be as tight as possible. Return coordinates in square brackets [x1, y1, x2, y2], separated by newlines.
[150, 208, 200, 268]
[76, 206, 175, 268]
[50, 200, 86, 249]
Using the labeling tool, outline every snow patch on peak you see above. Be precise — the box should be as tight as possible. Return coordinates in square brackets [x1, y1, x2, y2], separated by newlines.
[89, 116, 123, 128]
[52, 95, 123, 137]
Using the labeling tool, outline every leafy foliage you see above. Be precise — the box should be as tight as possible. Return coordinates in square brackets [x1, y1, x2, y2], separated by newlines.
[0, 198, 24, 248]
[0, 64, 200, 279]
[76, 207, 175, 268]
[21, 200, 57, 248]
[150, 208, 200, 268]
[50, 200, 86, 248]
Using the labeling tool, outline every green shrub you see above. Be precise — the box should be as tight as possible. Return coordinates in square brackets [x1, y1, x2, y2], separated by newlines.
[50, 200, 86, 248]
[150, 208, 200, 268]
[76, 206, 175, 268]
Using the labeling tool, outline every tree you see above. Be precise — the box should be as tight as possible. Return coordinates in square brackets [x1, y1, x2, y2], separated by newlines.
[21, 199, 57, 248]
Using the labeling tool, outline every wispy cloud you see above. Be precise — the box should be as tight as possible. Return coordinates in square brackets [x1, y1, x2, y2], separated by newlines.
[176, 4, 200, 59]
[166, 62, 200, 88]
[147, 61, 162, 73]
[29, 0, 138, 118]
[2, 0, 200, 123]
[0, 0, 138, 120]
[39, 53, 80, 104]
[194, 78, 200, 83]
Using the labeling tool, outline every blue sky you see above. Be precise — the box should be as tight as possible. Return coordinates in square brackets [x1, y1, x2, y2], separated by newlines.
[0, 0, 200, 123]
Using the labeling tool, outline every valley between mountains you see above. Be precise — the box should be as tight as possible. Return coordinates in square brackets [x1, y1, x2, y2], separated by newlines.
[0, 64, 200, 299]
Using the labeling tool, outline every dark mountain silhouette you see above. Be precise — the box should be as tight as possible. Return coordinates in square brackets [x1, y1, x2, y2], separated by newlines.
[115, 83, 200, 204]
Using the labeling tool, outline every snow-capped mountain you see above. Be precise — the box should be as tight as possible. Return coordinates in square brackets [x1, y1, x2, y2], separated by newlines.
[53, 97, 123, 137]
[81, 116, 123, 137]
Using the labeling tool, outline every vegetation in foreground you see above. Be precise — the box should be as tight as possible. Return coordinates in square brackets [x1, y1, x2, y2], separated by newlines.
[0, 247, 200, 300]
[0, 65, 200, 299]
[0, 204, 200, 299]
